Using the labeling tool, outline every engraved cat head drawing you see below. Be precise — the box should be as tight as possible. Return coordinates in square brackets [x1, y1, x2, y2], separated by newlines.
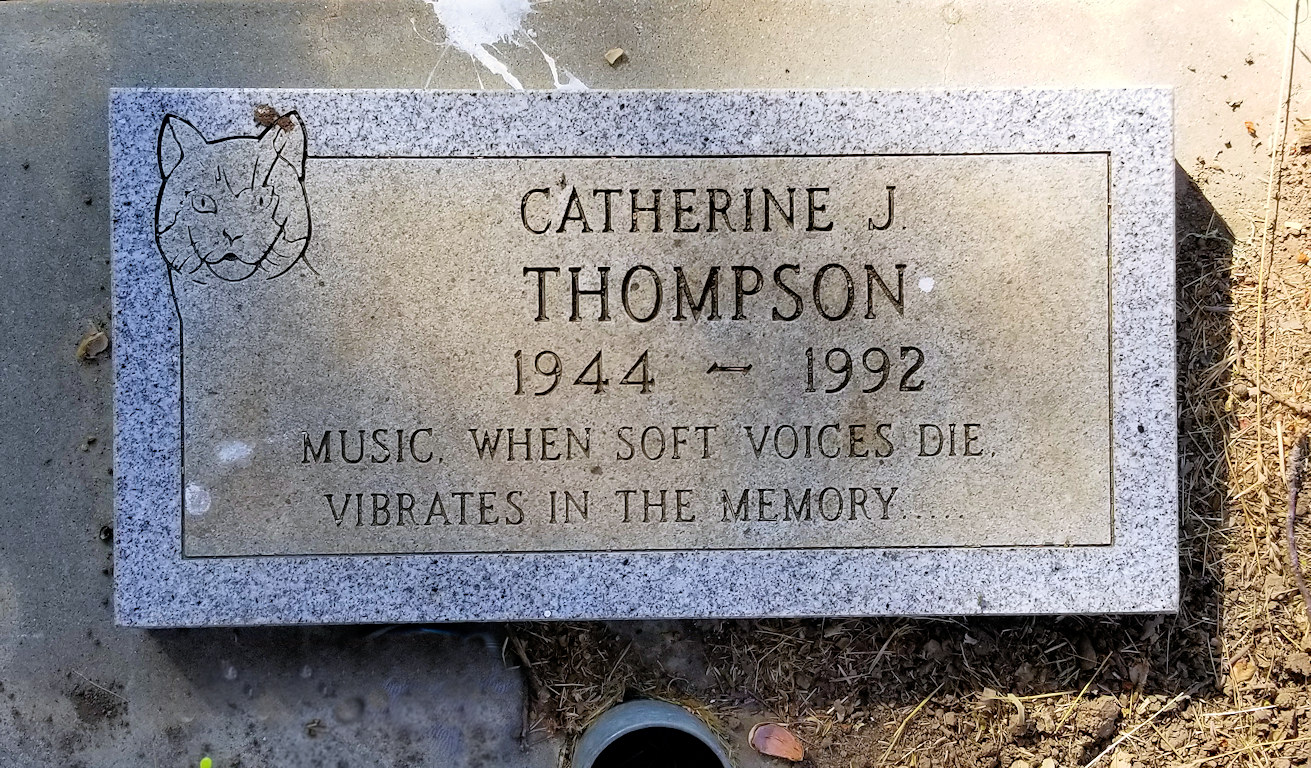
[155, 113, 311, 283]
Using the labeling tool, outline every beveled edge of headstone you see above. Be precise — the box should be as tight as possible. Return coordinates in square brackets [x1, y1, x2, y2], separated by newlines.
[111, 88, 1177, 626]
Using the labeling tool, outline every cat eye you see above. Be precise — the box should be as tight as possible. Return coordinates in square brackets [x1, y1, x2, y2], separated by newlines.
[191, 194, 217, 214]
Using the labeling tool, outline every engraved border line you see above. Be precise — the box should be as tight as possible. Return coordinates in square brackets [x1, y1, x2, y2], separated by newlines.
[178, 150, 1116, 560]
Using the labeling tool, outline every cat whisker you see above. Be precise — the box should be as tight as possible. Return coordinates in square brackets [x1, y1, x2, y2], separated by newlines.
[156, 208, 180, 235]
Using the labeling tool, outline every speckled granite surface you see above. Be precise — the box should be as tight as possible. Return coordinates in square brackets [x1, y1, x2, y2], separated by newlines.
[112, 89, 1176, 626]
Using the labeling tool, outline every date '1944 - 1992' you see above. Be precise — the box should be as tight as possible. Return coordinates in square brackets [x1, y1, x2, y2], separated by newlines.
[512, 346, 928, 395]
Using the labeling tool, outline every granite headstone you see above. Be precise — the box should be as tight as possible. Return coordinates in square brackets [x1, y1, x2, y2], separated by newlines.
[111, 89, 1177, 625]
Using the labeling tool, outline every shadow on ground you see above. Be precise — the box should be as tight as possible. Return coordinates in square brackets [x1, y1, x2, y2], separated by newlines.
[144, 624, 543, 768]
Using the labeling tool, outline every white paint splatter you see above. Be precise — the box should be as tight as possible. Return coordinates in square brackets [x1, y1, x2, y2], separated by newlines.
[423, 0, 587, 91]
[918, 276, 936, 293]
[535, 42, 589, 92]
[217, 440, 253, 464]
[185, 484, 211, 516]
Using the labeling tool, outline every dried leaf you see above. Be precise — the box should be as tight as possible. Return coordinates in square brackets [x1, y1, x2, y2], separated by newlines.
[76, 329, 109, 362]
[254, 104, 280, 127]
[750, 722, 804, 762]
[1231, 659, 1256, 683]
[1128, 660, 1150, 688]
[254, 104, 295, 132]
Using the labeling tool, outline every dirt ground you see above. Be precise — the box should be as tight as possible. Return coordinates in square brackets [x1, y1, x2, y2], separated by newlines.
[513, 65, 1311, 768]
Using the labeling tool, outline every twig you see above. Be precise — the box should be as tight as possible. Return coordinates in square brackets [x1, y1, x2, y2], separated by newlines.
[867, 625, 909, 677]
[1279, 419, 1289, 485]
[1082, 692, 1188, 768]
[1180, 735, 1311, 768]
[1199, 704, 1277, 718]
[606, 640, 633, 683]
[1288, 431, 1311, 626]
[506, 628, 542, 749]
[1255, 0, 1302, 480]
[1055, 653, 1113, 732]
[72, 670, 128, 703]
[1234, 370, 1311, 417]
[1265, 387, 1311, 418]
[879, 684, 941, 766]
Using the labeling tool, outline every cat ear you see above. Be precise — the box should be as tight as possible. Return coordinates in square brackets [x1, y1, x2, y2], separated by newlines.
[254, 111, 307, 183]
[279, 112, 307, 180]
[157, 115, 206, 180]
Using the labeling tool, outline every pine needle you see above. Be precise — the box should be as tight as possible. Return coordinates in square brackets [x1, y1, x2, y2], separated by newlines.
[879, 683, 941, 766]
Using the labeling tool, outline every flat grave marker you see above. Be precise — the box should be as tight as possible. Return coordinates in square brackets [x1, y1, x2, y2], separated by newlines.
[111, 89, 1176, 625]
